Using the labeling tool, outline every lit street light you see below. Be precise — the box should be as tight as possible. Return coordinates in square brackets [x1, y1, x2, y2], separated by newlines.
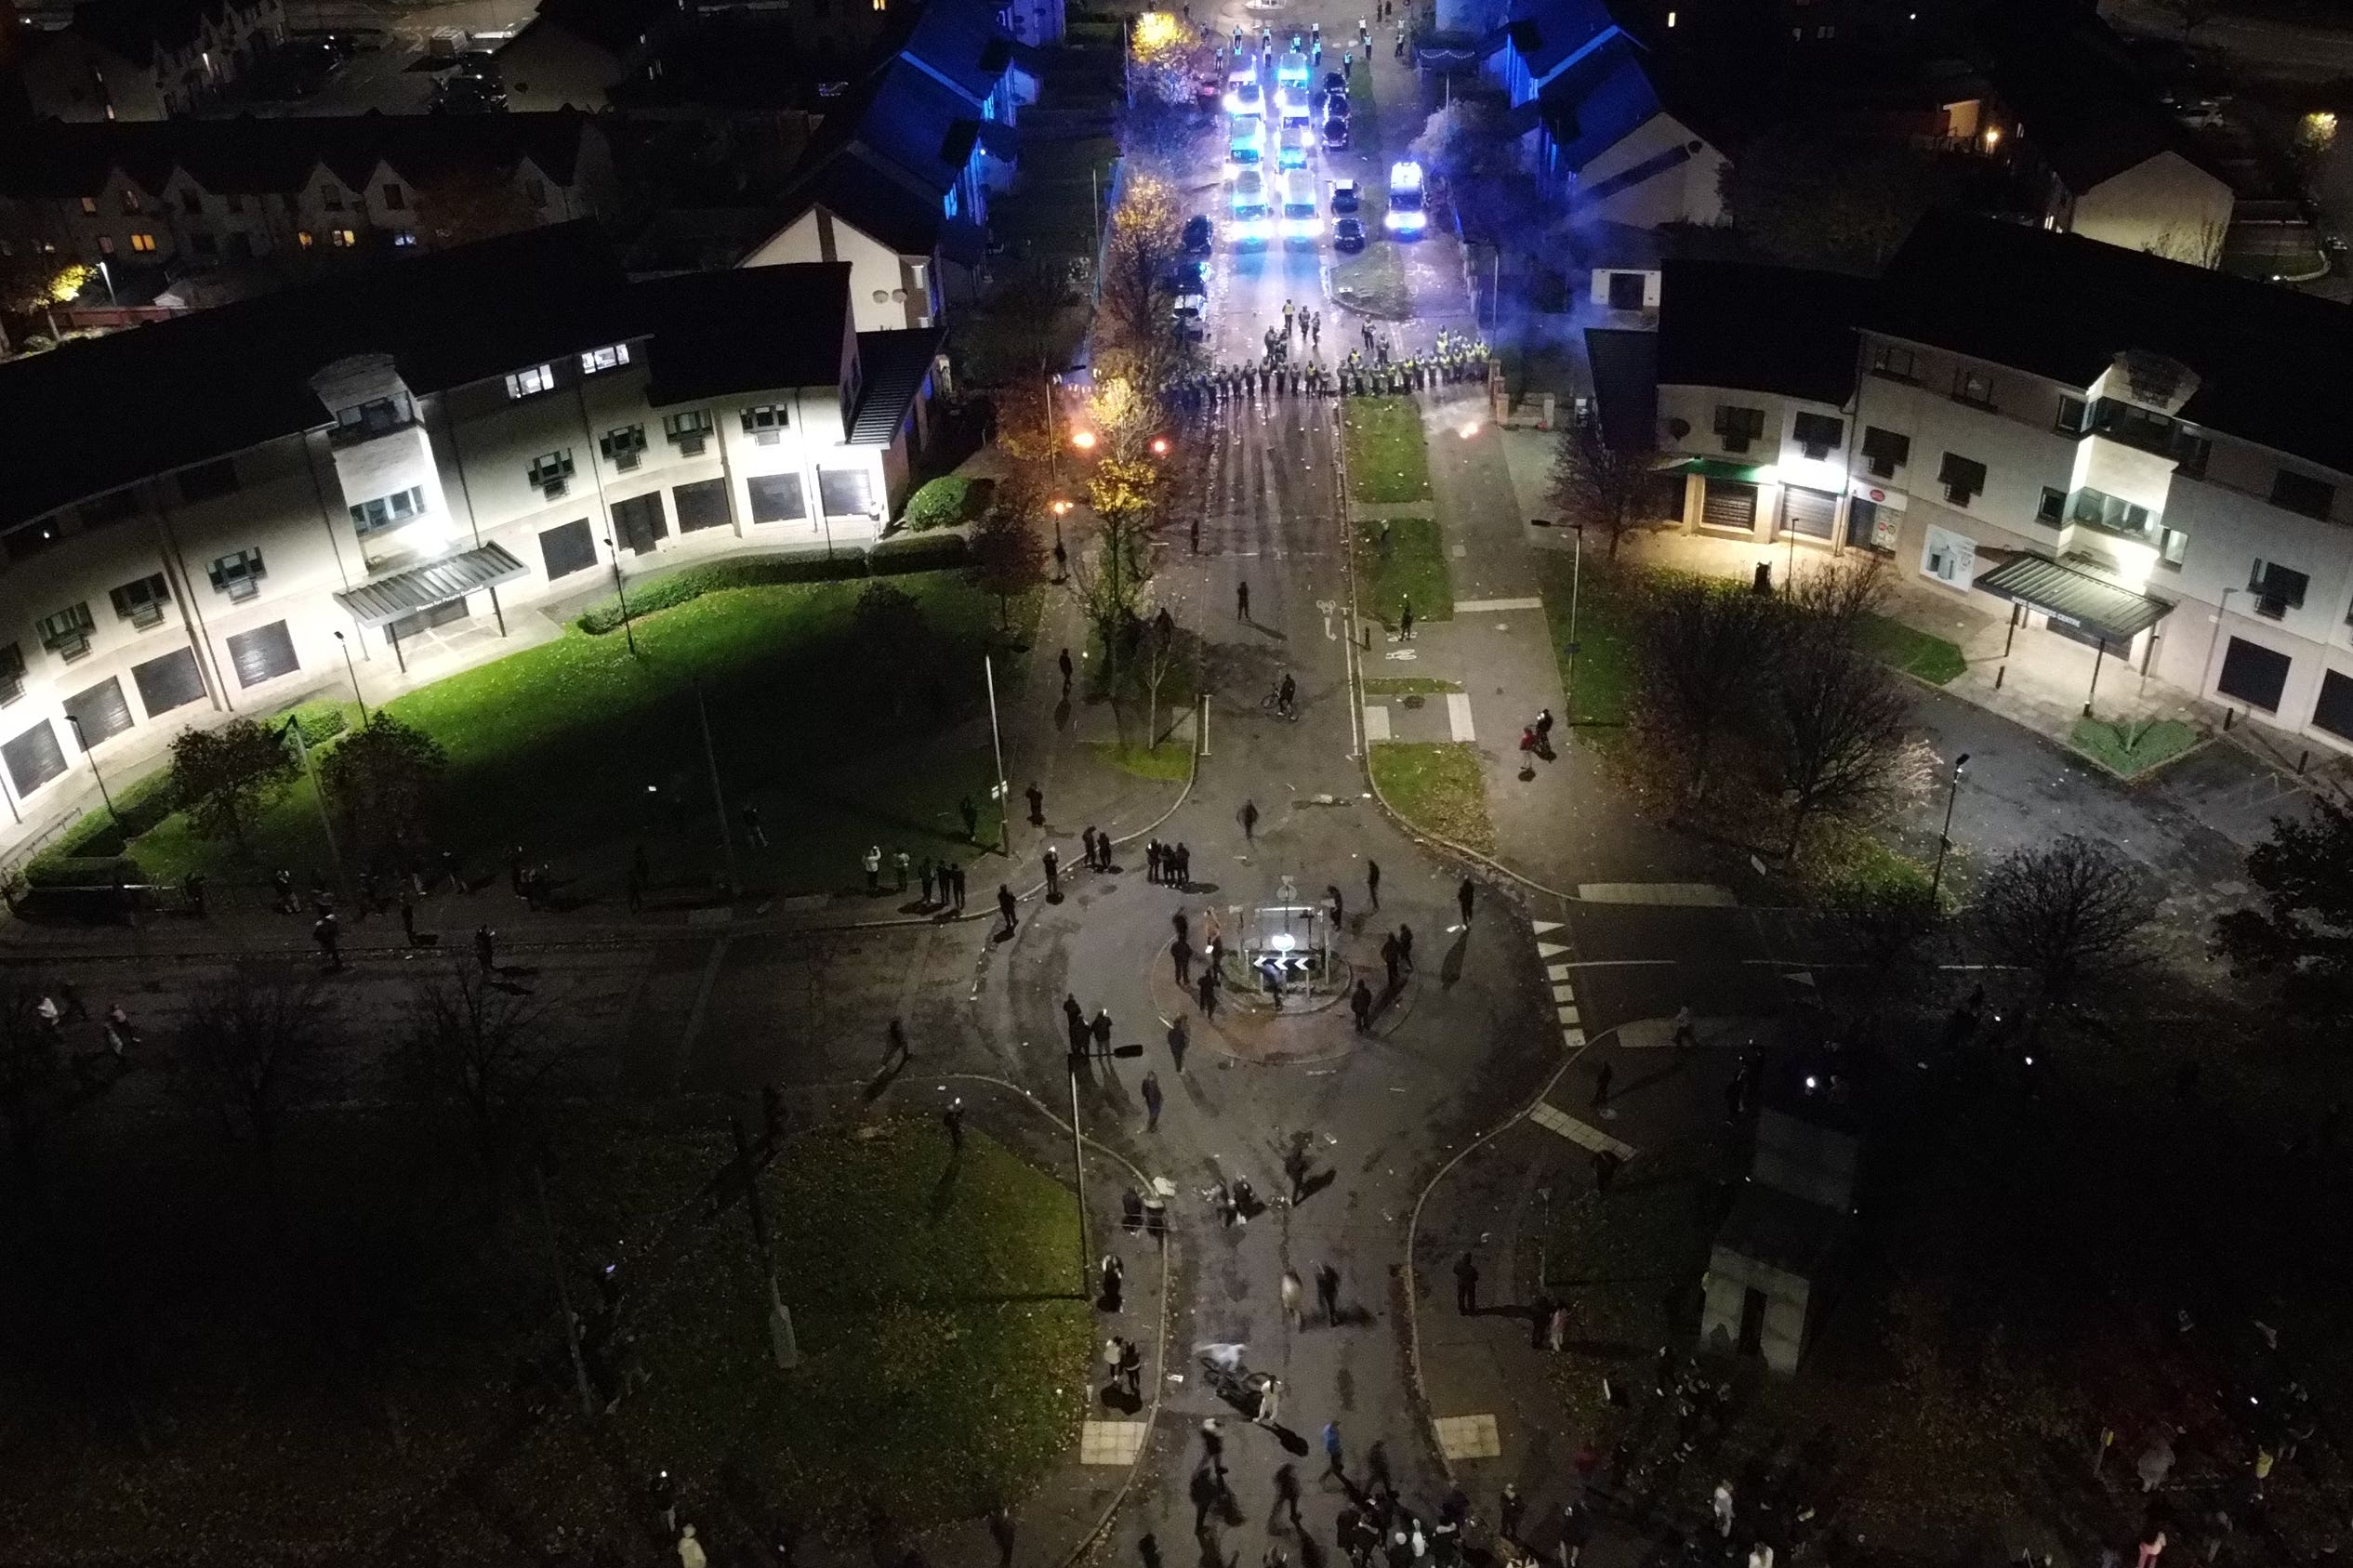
[1930, 752, 1970, 902]
[1071, 428, 1098, 451]
[60, 712, 119, 827]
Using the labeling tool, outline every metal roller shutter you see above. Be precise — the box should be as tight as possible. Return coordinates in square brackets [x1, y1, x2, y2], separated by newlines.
[1782, 485, 1839, 540]
[674, 478, 731, 533]
[2313, 669, 2353, 742]
[1701, 479, 1756, 532]
[748, 473, 806, 523]
[4, 719, 66, 797]
[2217, 636, 2290, 712]
[540, 519, 595, 580]
[132, 646, 206, 717]
[64, 676, 135, 747]
[227, 621, 299, 690]
[613, 492, 668, 555]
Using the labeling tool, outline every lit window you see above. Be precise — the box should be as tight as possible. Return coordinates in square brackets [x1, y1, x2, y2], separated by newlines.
[79, 196, 98, 215]
[580, 342, 631, 374]
[297, 231, 314, 248]
[129, 232, 157, 253]
[349, 486, 429, 535]
[392, 231, 418, 248]
[329, 229, 356, 248]
[506, 363, 556, 399]
[207, 547, 267, 601]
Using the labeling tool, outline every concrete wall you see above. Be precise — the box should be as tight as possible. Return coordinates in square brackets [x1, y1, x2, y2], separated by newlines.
[1573, 113, 1726, 230]
[744, 210, 938, 332]
[2069, 152, 2234, 269]
[1701, 1245, 1812, 1375]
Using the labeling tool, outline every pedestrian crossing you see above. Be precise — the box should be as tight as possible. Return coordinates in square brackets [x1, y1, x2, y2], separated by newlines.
[1531, 920, 1585, 1050]
[1527, 1100, 1635, 1159]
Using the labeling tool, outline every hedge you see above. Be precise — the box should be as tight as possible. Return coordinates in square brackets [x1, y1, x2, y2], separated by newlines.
[23, 854, 143, 889]
[904, 476, 992, 532]
[575, 535, 969, 635]
[284, 700, 350, 747]
[48, 767, 176, 860]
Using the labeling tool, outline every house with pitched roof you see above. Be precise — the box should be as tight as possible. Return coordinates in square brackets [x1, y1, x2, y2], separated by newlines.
[10, 0, 285, 119]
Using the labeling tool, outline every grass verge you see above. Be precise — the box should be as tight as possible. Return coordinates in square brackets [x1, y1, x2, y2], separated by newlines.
[1354, 515, 1452, 627]
[1363, 677, 1462, 695]
[1329, 244, 1410, 317]
[1368, 741, 1493, 853]
[1087, 739, 1195, 781]
[2069, 716, 2201, 779]
[1857, 612, 1967, 686]
[1343, 397, 1434, 505]
[1538, 555, 1652, 729]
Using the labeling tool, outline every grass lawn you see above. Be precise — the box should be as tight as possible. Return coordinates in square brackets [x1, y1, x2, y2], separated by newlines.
[1363, 677, 1462, 695]
[623, 1117, 1091, 1538]
[1087, 738, 1195, 780]
[1857, 612, 1968, 686]
[2069, 716, 2201, 778]
[1343, 397, 1434, 505]
[1368, 741, 1494, 853]
[1355, 515, 1453, 627]
[107, 572, 1036, 898]
[1329, 244, 1410, 318]
[1538, 554, 1650, 728]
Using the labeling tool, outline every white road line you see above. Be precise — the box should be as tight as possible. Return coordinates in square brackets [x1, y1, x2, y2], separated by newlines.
[1561, 1027, 1585, 1048]
[1530, 919, 1563, 935]
[1545, 964, 1572, 982]
[1452, 597, 1545, 613]
[1536, 941, 1570, 958]
[1577, 882, 1739, 907]
[1527, 1101, 1634, 1157]
[1556, 1006, 1580, 1025]
[1446, 692, 1475, 743]
[1364, 705, 1393, 741]
[1546, 957, 1677, 968]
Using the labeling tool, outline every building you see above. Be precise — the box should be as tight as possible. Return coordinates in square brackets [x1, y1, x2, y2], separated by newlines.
[0, 222, 941, 826]
[738, 155, 985, 332]
[496, 0, 671, 112]
[1613, 213, 2353, 757]
[1700, 1075, 1862, 1375]
[1484, 0, 1732, 229]
[0, 112, 617, 271]
[9, 0, 285, 120]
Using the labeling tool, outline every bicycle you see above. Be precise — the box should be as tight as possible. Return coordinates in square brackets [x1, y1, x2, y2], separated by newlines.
[1260, 686, 1300, 721]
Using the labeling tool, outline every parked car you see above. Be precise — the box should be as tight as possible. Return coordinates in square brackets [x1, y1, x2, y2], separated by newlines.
[1332, 215, 1367, 252]
[1322, 69, 1345, 94]
[1172, 292, 1208, 340]
[1167, 258, 1210, 294]
[1330, 177, 1361, 214]
[1182, 215, 1215, 256]
[1321, 112, 1349, 150]
[1322, 88, 1350, 120]
[430, 72, 508, 112]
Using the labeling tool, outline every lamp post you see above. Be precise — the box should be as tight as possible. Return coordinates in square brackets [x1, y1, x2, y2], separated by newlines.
[61, 713, 119, 827]
[1929, 752, 1970, 903]
[604, 536, 640, 658]
[1557, 520, 1585, 722]
[332, 629, 369, 725]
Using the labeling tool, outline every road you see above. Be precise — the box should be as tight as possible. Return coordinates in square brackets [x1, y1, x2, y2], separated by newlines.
[2102, 0, 2353, 80]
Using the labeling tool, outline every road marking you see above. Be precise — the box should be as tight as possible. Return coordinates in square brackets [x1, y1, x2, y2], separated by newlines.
[1556, 1005, 1580, 1025]
[1364, 705, 1393, 741]
[1536, 941, 1569, 958]
[1531, 919, 1562, 935]
[1079, 1420, 1150, 1465]
[1527, 1101, 1634, 1157]
[1452, 597, 1544, 613]
[1551, 988, 1577, 1008]
[1562, 1027, 1586, 1048]
[1577, 882, 1738, 907]
[1446, 692, 1475, 743]
[1432, 1414, 1501, 1461]
[1545, 964, 1571, 982]
[1384, 649, 1421, 662]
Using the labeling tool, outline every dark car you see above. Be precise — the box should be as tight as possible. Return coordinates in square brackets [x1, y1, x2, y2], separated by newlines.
[1167, 258, 1210, 294]
[1182, 214, 1215, 256]
[1321, 113, 1349, 150]
[1323, 88, 1350, 119]
[1332, 216, 1367, 252]
[430, 72, 508, 112]
[1330, 177, 1361, 214]
[1322, 69, 1346, 94]
[245, 36, 343, 99]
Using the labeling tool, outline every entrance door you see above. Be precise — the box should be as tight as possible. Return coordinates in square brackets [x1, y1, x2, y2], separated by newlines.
[1702, 479, 1756, 533]
[613, 491, 668, 555]
[1738, 1287, 1766, 1356]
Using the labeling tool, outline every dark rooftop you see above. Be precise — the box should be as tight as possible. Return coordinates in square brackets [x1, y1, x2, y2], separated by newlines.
[1658, 258, 1866, 406]
[1875, 212, 2353, 476]
[1973, 0, 2205, 195]
[1584, 327, 1659, 452]
[637, 262, 852, 406]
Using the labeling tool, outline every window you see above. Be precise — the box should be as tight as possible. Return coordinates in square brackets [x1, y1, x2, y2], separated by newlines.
[2270, 468, 2335, 520]
[329, 229, 355, 248]
[80, 487, 139, 526]
[2314, 669, 2353, 743]
[2216, 636, 2290, 712]
[129, 231, 156, 253]
[120, 189, 139, 214]
[97, 236, 115, 257]
[665, 408, 714, 455]
[1950, 367, 1995, 409]
[382, 183, 406, 209]
[506, 363, 556, 399]
[747, 472, 807, 523]
[3, 720, 67, 797]
[2069, 488, 2153, 539]
[1868, 344, 1917, 380]
[208, 547, 266, 600]
[819, 467, 875, 516]
[37, 602, 97, 660]
[2250, 559, 2309, 620]
[63, 676, 134, 748]
[601, 424, 648, 469]
[2037, 487, 2065, 525]
[674, 478, 730, 532]
[133, 647, 205, 717]
[297, 231, 313, 249]
[323, 187, 345, 211]
[580, 342, 631, 375]
[540, 519, 596, 579]
[1937, 453, 1986, 507]
[2056, 396, 2089, 435]
[1860, 426, 1910, 478]
[0, 643, 24, 705]
[176, 457, 239, 503]
[180, 189, 203, 215]
[79, 196, 98, 215]
[225, 620, 298, 689]
[741, 403, 789, 444]
[350, 486, 429, 535]
[335, 395, 411, 437]
[109, 573, 171, 628]
[613, 491, 668, 554]
[2159, 527, 2188, 567]
[528, 452, 575, 495]
[1712, 404, 1765, 453]
[1791, 412, 1844, 459]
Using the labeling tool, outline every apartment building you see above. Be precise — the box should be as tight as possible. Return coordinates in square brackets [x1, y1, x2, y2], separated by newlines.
[0, 222, 943, 826]
[0, 113, 617, 271]
[1619, 214, 2353, 756]
[9, 0, 285, 120]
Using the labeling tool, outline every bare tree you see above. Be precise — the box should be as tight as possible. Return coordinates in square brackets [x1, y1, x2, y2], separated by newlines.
[1828, 877, 1947, 1028]
[401, 961, 573, 1211]
[1971, 836, 2156, 1021]
[1630, 578, 1781, 811]
[176, 964, 336, 1210]
[1140, 608, 1191, 747]
[1766, 635, 1927, 857]
[1545, 411, 1658, 559]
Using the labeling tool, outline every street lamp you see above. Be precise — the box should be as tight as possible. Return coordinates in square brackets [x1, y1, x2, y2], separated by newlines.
[1150, 436, 1170, 456]
[1929, 752, 1969, 902]
[332, 629, 369, 726]
[1071, 428, 1097, 452]
[604, 535, 640, 658]
[61, 712, 119, 827]
[1554, 520, 1585, 722]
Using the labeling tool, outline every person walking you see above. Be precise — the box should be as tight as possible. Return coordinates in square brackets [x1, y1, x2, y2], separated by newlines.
[743, 804, 769, 848]
[1591, 1059, 1614, 1109]
[944, 1096, 964, 1151]
[1044, 845, 1061, 900]
[886, 1017, 911, 1069]
[313, 913, 343, 970]
[1174, 936, 1194, 987]
[1457, 877, 1474, 925]
[894, 850, 911, 893]
[1712, 1480, 1735, 1539]
[1535, 708, 1554, 750]
[961, 796, 981, 842]
[1381, 932, 1400, 989]
[2135, 1530, 2166, 1568]
[1398, 598, 1415, 640]
[1350, 979, 1374, 1033]
[1025, 783, 1044, 825]
[1454, 1253, 1478, 1314]
[950, 863, 967, 912]
[1081, 827, 1099, 872]
[1281, 1269, 1304, 1329]
[1237, 580, 1251, 621]
[1256, 1375, 1283, 1430]
[678, 1523, 707, 1568]
[400, 891, 418, 946]
[997, 884, 1019, 934]
[1499, 1484, 1525, 1544]
[1197, 968, 1218, 1017]
[1060, 646, 1075, 697]
[920, 860, 938, 908]
[1557, 1501, 1591, 1568]
[1327, 884, 1345, 929]
[1323, 1420, 1345, 1478]
[1242, 799, 1260, 843]
[864, 845, 882, 894]
[1202, 1417, 1228, 1482]
[1367, 859, 1381, 909]
[1091, 1008, 1115, 1058]
[474, 924, 496, 974]
[1100, 1253, 1124, 1311]
[1142, 1071, 1164, 1131]
[1398, 923, 1415, 969]
[1316, 1262, 1342, 1325]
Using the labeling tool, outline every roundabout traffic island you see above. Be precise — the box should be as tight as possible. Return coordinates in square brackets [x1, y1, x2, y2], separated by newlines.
[1146, 878, 1415, 1064]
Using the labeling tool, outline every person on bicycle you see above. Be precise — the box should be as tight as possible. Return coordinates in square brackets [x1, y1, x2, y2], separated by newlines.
[1278, 671, 1298, 717]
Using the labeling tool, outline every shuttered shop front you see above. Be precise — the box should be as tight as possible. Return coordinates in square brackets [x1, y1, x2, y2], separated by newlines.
[227, 621, 299, 689]
[1782, 485, 1839, 539]
[1701, 479, 1757, 532]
